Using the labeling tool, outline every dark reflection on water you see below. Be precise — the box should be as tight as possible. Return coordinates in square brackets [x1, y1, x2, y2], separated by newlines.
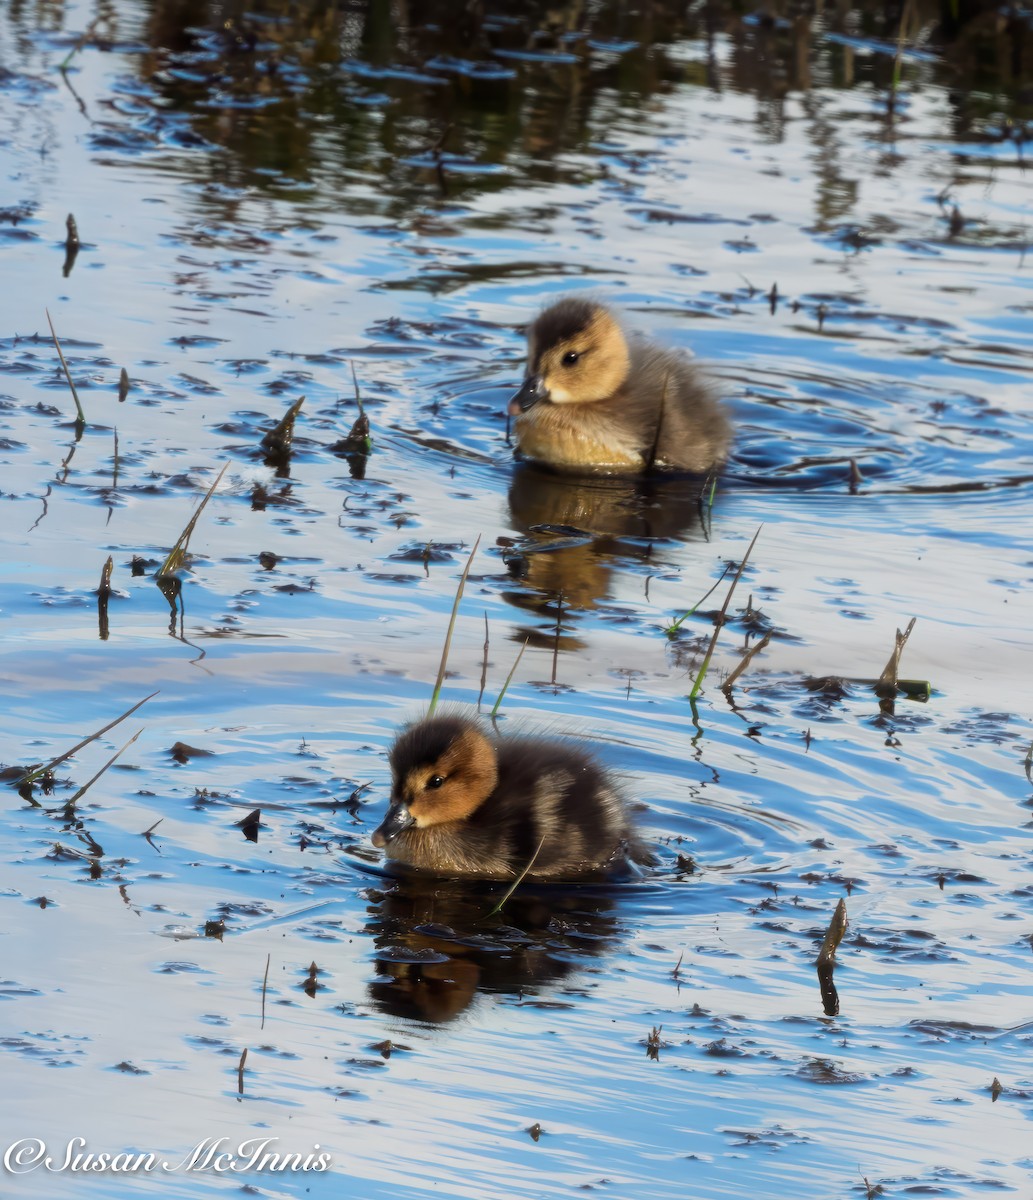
[503, 464, 709, 618]
[112, 0, 1033, 219]
[364, 872, 627, 1023]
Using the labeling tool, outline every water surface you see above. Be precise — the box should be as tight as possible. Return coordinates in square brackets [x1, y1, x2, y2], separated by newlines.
[1, 2, 1032, 1197]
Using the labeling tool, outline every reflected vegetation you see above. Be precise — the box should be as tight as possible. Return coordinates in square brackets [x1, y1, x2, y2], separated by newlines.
[41, 0, 1032, 231]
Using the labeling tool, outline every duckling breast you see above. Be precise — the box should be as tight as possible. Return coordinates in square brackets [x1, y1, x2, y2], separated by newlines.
[514, 399, 646, 472]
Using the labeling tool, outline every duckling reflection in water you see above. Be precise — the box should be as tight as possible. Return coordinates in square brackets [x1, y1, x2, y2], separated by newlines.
[371, 713, 648, 880]
[509, 297, 732, 474]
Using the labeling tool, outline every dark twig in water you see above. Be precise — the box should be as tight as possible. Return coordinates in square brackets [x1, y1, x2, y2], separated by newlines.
[816, 897, 848, 1016]
[63, 214, 80, 277]
[848, 458, 863, 493]
[721, 631, 771, 696]
[118, 367, 130, 402]
[237, 1048, 247, 1096]
[97, 554, 113, 641]
[45, 309, 85, 426]
[428, 536, 481, 716]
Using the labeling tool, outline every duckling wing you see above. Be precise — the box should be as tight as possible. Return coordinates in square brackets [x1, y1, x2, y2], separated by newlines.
[629, 342, 732, 473]
[490, 741, 636, 878]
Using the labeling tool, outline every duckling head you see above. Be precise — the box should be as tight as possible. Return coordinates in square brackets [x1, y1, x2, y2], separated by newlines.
[372, 716, 499, 848]
[509, 299, 630, 414]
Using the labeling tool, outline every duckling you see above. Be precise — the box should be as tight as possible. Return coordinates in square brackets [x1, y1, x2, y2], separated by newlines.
[371, 713, 647, 880]
[509, 298, 732, 474]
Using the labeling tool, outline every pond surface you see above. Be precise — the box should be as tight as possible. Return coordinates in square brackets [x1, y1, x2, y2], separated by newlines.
[2, 1, 1032, 1197]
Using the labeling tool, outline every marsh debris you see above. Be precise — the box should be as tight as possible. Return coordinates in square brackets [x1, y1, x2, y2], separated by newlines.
[260, 395, 304, 470]
[816, 898, 848, 1017]
[876, 617, 917, 698]
[237, 809, 261, 842]
[646, 1024, 665, 1061]
[169, 742, 212, 764]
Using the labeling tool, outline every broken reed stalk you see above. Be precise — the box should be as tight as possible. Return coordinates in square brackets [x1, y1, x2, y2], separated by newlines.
[490, 638, 529, 719]
[816, 897, 848, 1017]
[98, 555, 113, 599]
[98, 554, 114, 641]
[46, 308, 86, 425]
[486, 835, 546, 916]
[342, 361, 372, 453]
[689, 526, 762, 699]
[65, 728, 143, 808]
[721, 631, 772, 696]
[157, 462, 229, 578]
[19, 691, 158, 785]
[260, 395, 304, 457]
[428, 535, 481, 716]
[875, 617, 917, 698]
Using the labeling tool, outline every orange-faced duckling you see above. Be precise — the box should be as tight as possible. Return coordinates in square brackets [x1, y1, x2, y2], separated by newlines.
[371, 713, 647, 880]
[509, 297, 732, 474]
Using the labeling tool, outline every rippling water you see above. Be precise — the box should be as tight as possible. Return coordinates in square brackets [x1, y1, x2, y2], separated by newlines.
[1, 1, 1032, 1197]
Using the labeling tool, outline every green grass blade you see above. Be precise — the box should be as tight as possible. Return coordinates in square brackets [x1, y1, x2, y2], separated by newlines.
[486, 835, 546, 916]
[689, 525, 762, 700]
[157, 462, 229, 577]
[65, 728, 143, 808]
[19, 691, 158, 785]
[428, 535, 481, 715]
[490, 638, 529, 718]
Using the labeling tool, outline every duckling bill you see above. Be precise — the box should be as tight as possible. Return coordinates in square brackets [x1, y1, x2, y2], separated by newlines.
[372, 714, 647, 880]
[509, 298, 731, 474]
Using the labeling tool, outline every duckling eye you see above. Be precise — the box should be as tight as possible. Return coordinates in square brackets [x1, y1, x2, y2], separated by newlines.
[562, 350, 580, 366]
[426, 774, 445, 789]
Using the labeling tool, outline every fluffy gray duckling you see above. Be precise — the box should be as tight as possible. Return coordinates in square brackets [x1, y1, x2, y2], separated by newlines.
[509, 297, 731, 474]
[372, 713, 648, 880]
